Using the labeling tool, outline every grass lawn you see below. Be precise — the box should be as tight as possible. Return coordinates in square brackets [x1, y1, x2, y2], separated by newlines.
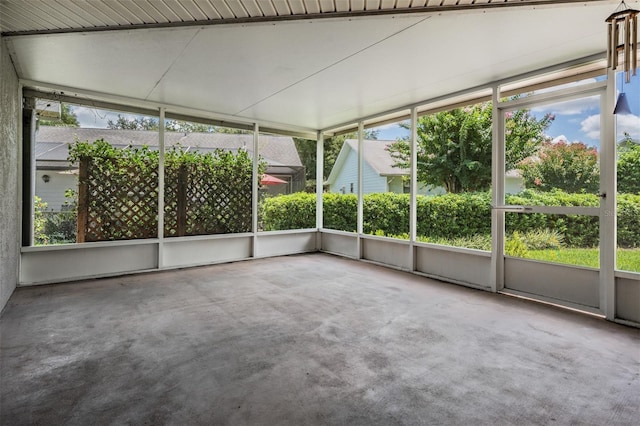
[526, 248, 640, 272]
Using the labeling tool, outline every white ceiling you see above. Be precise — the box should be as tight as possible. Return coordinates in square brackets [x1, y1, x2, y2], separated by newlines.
[3, 1, 630, 132]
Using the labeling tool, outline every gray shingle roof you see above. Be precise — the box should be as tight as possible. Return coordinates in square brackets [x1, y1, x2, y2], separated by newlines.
[35, 127, 302, 167]
[344, 139, 405, 176]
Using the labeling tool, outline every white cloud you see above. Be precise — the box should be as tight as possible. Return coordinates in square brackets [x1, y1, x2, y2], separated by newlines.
[580, 113, 640, 141]
[532, 94, 599, 116]
[617, 114, 640, 139]
[71, 106, 140, 129]
[581, 114, 601, 140]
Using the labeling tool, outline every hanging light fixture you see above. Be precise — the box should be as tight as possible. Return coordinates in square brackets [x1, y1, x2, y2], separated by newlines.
[606, 1, 639, 114]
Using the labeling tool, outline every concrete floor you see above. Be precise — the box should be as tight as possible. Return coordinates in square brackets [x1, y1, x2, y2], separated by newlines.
[1, 253, 638, 425]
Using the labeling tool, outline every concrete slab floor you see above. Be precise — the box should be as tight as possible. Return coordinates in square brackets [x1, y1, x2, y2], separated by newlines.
[1, 253, 638, 425]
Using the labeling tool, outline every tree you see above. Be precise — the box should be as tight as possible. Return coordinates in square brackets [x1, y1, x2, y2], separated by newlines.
[107, 115, 159, 130]
[387, 102, 553, 193]
[618, 142, 640, 194]
[166, 120, 215, 133]
[519, 141, 599, 193]
[107, 114, 237, 133]
[38, 103, 79, 127]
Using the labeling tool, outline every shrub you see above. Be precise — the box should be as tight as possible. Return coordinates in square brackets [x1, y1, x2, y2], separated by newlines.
[618, 194, 640, 247]
[505, 189, 599, 247]
[618, 144, 640, 194]
[323, 193, 357, 232]
[417, 192, 492, 239]
[505, 231, 529, 257]
[260, 192, 316, 231]
[519, 229, 564, 250]
[364, 192, 410, 235]
[419, 234, 492, 251]
[519, 140, 599, 193]
[34, 196, 49, 245]
[260, 190, 640, 248]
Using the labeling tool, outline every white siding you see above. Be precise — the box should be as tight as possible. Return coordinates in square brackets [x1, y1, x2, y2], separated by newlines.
[330, 149, 387, 194]
[35, 170, 76, 212]
[330, 149, 357, 193]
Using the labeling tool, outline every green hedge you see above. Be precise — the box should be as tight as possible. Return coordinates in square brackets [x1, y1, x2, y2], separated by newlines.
[260, 190, 640, 248]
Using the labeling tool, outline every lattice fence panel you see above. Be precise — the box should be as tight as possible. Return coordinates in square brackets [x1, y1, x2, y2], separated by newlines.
[78, 158, 158, 242]
[163, 165, 181, 237]
[78, 150, 253, 242]
[164, 163, 253, 237]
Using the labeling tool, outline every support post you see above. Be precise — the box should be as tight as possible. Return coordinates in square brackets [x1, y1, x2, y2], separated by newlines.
[316, 131, 324, 250]
[158, 107, 165, 268]
[409, 107, 418, 271]
[601, 69, 617, 320]
[252, 123, 259, 257]
[490, 85, 505, 292]
[357, 122, 364, 259]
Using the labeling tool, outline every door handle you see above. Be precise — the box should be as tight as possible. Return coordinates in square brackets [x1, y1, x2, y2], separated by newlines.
[492, 206, 533, 212]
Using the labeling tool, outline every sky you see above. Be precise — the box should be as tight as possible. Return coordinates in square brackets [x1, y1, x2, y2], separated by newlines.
[72, 72, 639, 148]
[373, 72, 640, 148]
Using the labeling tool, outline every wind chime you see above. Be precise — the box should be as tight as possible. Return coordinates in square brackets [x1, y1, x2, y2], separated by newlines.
[606, 1, 639, 114]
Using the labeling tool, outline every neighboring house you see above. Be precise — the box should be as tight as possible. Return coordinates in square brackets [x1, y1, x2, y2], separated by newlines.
[326, 139, 525, 195]
[35, 127, 304, 211]
[326, 139, 445, 196]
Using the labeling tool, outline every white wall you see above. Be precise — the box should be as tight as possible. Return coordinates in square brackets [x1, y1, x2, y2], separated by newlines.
[35, 170, 76, 211]
[0, 37, 20, 312]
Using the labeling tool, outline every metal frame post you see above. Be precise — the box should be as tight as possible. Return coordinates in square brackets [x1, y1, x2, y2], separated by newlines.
[601, 69, 617, 320]
[491, 85, 505, 292]
[357, 121, 364, 259]
[316, 131, 324, 250]
[252, 123, 259, 257]
[409, 107, 418, 271]
[157, 107, 165, 268]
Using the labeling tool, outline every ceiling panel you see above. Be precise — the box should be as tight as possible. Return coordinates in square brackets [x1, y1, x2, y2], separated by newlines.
[235, 3, 614, 128]
[9, 27, 201, 101]
[146, 15, 425, 114]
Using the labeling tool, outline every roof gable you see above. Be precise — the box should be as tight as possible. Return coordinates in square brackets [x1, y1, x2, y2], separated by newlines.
[327, 139, 405, 184]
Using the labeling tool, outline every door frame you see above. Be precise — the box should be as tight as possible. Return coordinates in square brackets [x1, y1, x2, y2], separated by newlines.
[491, 80, 613, 315]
